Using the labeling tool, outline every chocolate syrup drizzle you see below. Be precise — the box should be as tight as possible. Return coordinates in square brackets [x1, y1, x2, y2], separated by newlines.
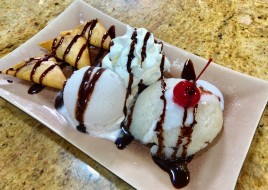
[75, 67, 105, 133]
[50, 22, 202, 188]
[171, 106, 198, 159]
[52, 20, 116, 132]
[5, 55, 52, 79]
[3, 54, 57, 94]
[115, 30, 168, 149]
[51, 20, 100, 68]
[27, 61, 57, 94]
[29, 55, 57, 94]
[63, 35, 80, 61]
[154, 79, 167, 156]
[154, 39, 164, 52]
[149, 54, 167, 155]
[151, 59, 198, 188]
[114, 29, 138, 149]
[81, 19, 98, 41]
[115, 82, 147, 149]
[95, 25, 116, 66]
[78, 19, 115, 66]
[181, 59, 196, 81]
[52, 19, 115, 68]
[181, 59, 196, 82]
[76, 44, 87, 68]
[52, 35, 87, 69]
[160, 55, 165, 79]
[141, 32, 151, 64]
[80, 19, 115, 50]
[52, 37, 64, 52]
[116, 57, 197, 188]
[123, 29, 138, 116]
[2, 19, 115, 96]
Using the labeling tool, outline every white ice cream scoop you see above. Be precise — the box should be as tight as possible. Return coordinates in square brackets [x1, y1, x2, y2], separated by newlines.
[128, 78, 224, 158]
[60, 66, 126, 141]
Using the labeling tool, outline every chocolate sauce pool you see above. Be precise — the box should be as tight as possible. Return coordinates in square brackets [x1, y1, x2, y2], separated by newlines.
[54, 89, 64, 109]
[152, 155, 193, 188]
[28, 84, 45, 94]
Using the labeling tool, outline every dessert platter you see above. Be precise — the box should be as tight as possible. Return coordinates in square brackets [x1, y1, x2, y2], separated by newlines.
[0, 0, 268, 189]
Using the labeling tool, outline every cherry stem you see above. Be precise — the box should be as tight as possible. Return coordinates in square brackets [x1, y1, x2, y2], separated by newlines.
[192, 58, 213, 85]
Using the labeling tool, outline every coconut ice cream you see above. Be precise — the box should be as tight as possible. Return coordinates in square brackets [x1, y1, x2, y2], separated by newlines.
[128, 78, 224, 158]
[59, 66, 126, 141]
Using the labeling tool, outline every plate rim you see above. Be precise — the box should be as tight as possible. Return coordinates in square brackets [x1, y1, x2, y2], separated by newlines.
[0, 0, 268, 189]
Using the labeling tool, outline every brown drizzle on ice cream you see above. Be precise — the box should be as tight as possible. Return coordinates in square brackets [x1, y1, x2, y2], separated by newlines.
[123, 29, 137, 116]
[152, 59, 198, 188]
[115, 82, 146, 149]
[141, 32, 151, 64]
[171, 106, 198, 159]
[160, 54, 165, 79]
[154, 79, 167, 156]
[75, 67, 105, 133]
[115, 29, 138, 149]
[115, 30, 167, 149]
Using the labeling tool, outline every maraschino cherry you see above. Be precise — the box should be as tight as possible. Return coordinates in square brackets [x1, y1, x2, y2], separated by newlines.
[173, 58, 213, 108]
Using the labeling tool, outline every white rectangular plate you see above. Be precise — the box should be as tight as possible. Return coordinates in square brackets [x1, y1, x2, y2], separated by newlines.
[1, 0, 268, 189]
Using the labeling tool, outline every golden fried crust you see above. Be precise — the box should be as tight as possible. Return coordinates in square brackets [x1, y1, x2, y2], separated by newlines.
[60, 19, 111, 50]
[39, 35, 90, 69]
[1, 55, 66, 89]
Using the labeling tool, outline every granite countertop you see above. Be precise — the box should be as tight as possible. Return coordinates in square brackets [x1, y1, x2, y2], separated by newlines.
[0, 0, 267, 189]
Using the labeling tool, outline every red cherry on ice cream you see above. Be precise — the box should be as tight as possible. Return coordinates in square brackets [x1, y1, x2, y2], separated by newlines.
[173, 81, 200, 107]
[173, 58, 213, 108]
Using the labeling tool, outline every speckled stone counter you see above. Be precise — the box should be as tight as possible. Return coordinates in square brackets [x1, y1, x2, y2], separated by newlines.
[0, 0, 267, 189]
